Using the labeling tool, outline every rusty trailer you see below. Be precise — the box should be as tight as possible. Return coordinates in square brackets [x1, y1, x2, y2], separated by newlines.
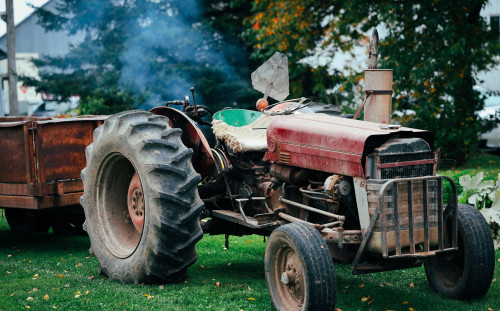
[0, 116, 105, 210]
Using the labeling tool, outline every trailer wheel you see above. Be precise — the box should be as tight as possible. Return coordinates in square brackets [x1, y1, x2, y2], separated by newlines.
[424, 204, 494, 299]
[49, 206, 86, 235]
[4, 209, 50, 233]
[80, 110, 204, 284]
[265, 222, 336, 311]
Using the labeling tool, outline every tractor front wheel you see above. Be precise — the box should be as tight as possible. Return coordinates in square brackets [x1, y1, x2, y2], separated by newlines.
[265, 222, 336, 311]
[424, 204, 495, 299]
[80, 110, 204, 284]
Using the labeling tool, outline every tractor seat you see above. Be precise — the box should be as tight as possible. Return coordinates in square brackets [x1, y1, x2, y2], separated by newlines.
[212, 109, 272, 153]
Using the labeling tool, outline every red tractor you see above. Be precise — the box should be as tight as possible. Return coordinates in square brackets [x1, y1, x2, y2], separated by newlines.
[80, 51, 495, 310]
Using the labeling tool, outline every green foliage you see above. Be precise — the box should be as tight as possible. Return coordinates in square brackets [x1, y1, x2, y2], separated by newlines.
[442, 169, 471, 205]
[22, 0, 259, 114]
[457, 172, 500, 248]
[247, 0, 500, 164]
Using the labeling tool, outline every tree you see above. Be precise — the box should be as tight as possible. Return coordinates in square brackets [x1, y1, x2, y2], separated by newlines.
[247, 0, 500, 164]
[23, 0, 259, 115]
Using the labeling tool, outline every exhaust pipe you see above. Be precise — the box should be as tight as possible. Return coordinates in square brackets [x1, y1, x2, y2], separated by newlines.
[364, 29, 393, 124]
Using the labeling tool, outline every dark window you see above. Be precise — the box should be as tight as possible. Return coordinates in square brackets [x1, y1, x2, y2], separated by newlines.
[492, 16, 500, 42]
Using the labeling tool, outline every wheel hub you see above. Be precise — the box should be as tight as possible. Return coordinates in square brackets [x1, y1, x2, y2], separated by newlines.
[127, 173, 144, 233]
[274, 248, 305, 310]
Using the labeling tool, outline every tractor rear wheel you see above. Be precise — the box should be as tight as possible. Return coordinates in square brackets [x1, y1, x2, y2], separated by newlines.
[265, 222, 337, 311]
[424, 204, 494, 299]
[80, 110, 204, 284]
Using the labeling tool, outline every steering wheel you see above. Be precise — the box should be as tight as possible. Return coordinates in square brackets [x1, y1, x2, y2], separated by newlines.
[262, 97, 312, 116]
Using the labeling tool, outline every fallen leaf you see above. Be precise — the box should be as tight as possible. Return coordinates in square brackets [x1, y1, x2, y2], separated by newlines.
[487, 308, 492, 311]
[8, 255, 12, 258]
[85, 291, 89, 296]
[216, 282, 221, 287]
[6, 271, 11, 274]
[33, 274, 39, 278]
[86, 254, 94, 259]
[409, 283, 414, 288]
[75, 295, 81, 298]
[359, 284, 364, 288]
[409, 308, 415, 311]
[246, 240, 251, 244]
[10, 293, 14, 297]
[44, 294, 49, 301]
[143, 294, 154, 299]
[60, 258, 63, 261]
[32, 288, 38, 292]
[228, 262, 231, 266]
[58, 274, 64, 278]
[361, 296, 372, 302]
[77, 263, 83, 267]
[200, 265, 205, 268]
[52, 306, 57, 309]
[367, 299, 374, 305]
[88, 276, 95, 280]
[248, 287, 253, 291]
[334, 308, 343, 311]
[248, 297, 255, 301]
[402, 301, 409, 304]
[64, 284, 70, 288]
[27, 297, 34, 301]
[159, 285, 164, 290]
[26, 307, 30, 309]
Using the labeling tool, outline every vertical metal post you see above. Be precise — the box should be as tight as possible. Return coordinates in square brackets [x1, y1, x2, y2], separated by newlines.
[380, 186, 388, 258]
[422, 180, 430, 252]
[5, 0, 18, 116]
[393, 182, 401, 255]
[437, 179, 443, 249]
[407, 181, 415, 253]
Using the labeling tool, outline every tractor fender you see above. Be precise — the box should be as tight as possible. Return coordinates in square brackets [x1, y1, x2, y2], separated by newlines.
[150, 106, 215, 179]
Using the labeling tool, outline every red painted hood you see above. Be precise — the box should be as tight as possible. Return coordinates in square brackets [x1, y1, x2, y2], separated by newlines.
[266, 114, 432, 177]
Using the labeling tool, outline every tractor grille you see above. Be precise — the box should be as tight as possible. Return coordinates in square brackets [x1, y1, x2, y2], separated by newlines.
[366, 177, 452, 257]
[368, 138, 434, 179]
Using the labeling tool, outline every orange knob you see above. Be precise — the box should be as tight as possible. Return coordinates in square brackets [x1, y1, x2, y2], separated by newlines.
[256, 98, 269, 111]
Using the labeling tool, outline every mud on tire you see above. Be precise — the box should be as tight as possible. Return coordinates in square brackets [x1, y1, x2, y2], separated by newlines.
[80, 110, 204, 284]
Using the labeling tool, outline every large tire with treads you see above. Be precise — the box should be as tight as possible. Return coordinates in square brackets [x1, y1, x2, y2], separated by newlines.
[80, 110, 204, 284]
[424, 204, 494, 299]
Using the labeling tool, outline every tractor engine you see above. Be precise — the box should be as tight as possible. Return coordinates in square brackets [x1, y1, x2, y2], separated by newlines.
[266, 112, 440, 258]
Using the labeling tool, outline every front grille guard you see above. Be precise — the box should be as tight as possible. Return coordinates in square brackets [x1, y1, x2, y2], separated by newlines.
[352, 176, 458, 269]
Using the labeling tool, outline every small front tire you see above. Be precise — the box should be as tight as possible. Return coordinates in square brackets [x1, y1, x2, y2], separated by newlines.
[265, 222, 336, 311]
[424, 204, 495, 299]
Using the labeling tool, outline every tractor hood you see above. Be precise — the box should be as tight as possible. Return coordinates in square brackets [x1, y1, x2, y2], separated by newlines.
[266, 113, 433, 177]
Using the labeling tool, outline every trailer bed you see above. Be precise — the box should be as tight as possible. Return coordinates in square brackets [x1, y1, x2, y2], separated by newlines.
[0, 116, 105, 209]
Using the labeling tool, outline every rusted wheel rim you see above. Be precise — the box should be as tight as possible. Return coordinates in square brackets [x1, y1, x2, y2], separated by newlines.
[127, 172, 144, 234]
[96, 153, 142, 258]
[274, 246, 305, 311]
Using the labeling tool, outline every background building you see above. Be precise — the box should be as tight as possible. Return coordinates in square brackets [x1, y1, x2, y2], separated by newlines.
[0, 0, 83, 116]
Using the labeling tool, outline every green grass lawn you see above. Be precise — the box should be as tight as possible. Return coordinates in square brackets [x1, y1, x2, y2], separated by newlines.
[439, 151, 500, 179]
[1, 151, 499, 310]
[0, 216, 499, 311]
